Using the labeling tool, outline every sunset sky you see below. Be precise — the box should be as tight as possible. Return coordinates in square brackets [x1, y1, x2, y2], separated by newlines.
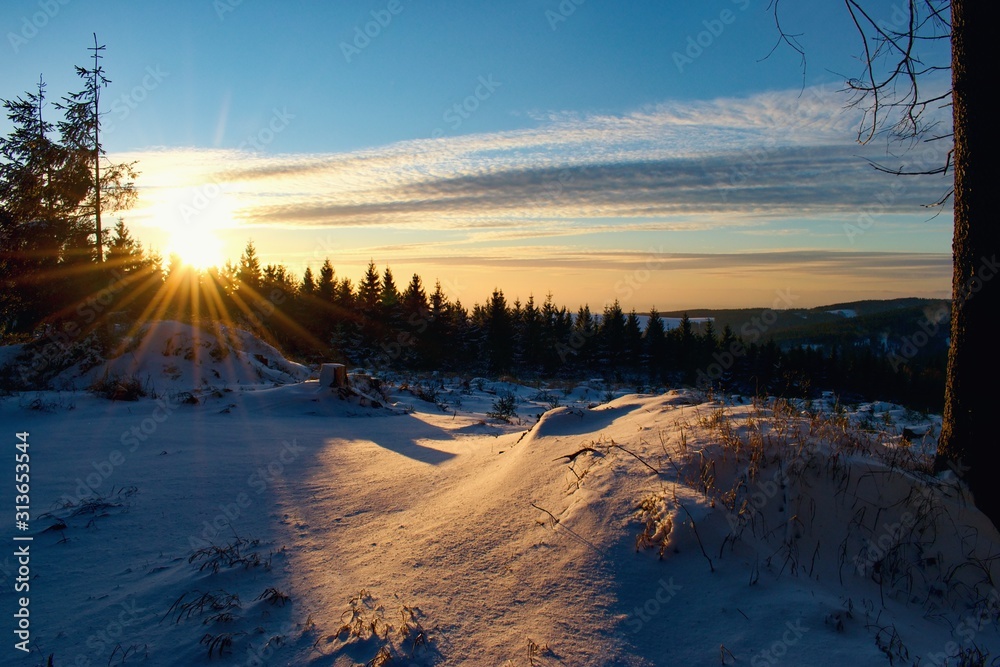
[1, 0, 953, 310]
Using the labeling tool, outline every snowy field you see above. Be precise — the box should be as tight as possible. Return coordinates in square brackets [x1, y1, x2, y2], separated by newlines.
[1, 322, 997, 666]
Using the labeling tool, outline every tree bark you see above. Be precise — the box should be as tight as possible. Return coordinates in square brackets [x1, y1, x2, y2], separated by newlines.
[936, 0, 1000, 527]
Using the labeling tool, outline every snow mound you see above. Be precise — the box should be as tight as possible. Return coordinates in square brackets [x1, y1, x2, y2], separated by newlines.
[51, 320, 310, 392]
[3, 378, 998, 666]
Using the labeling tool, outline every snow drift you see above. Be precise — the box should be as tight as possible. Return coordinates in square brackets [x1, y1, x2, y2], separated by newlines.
[1, 328, 997, 666]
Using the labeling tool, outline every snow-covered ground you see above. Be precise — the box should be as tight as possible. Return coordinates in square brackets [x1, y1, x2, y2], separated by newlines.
[0, 323, 996, 667]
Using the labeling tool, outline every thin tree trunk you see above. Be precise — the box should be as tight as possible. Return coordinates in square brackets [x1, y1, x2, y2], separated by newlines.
[91, 33, 103, 264]
[937, 0, 999, 527]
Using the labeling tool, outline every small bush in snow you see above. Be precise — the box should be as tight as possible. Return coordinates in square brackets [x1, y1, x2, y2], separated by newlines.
[90, 373, 148, 401]
[415, 383, 439, 403]
[532, 390, 560, 409]
[488, 390, 518, 423]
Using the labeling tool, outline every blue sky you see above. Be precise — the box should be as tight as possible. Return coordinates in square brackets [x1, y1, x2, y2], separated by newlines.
[1, 0, 953, 310]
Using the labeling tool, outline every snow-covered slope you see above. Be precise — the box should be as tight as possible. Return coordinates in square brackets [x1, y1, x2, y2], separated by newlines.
[0, 354, 995, 666]
[44, 320, 311, 392]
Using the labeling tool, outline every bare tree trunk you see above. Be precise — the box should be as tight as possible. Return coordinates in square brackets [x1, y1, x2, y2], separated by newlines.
[94, 105, 102, 263]
[90, 33, 105, 264]
[936, 0, 999, 527]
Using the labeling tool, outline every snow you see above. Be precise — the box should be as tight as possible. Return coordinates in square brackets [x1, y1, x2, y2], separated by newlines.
[46, 320, 311, 392]
[828, 309, 858, 318]
[1, 328, 997, 667]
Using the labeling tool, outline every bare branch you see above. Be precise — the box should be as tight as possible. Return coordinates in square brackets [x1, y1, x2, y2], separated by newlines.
[762, 0, 807, 89]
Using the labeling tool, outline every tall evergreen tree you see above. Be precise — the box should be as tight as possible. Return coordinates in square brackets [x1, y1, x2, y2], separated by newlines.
[624, 309, 643, 370]
[105, 218, 146, 275]
[486, 288, 514, 375]
[357, 260, 381, 316]
[401, 273, 428, 316]
[300, 266, 316, 296]
[237, 240, 261, 292]
[644, 308, 666, 381]
[336, 278, 354, 309]
[601, 300, 626, 368]
[573, 304, 596, 367]
[317, 259, 335, 303]
[56, 34, 137, 265]
[379, 266, 401, 335]
[0, 78, 72, 329]
[676, 313, 696, 380]
[519, 294, 542, 371]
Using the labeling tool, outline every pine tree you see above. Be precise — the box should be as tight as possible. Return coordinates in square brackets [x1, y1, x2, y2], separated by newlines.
[676, 313, 696, 380]
[380, 266, 400, 315]
[573, 304, 596, 367]
[357, 260, 381, 316]
[401, 273, 428, 316]
[336, 278, 354, 310]
[300, 266, 316, 296]
[519, 294, 542, 371]
[601, 300, 626, 368]
[539, 293, 559, 373]
[0, 78, 70, 329]
[644, 308, 666, 381]
[317, 260, 335, 302]
[105, 218, 145, 274]
[0, 78, 71, 225]
[486, 288, 514, 375]
[624, 309, 643, 370]
[237, 240, 261, 291]
[422, 280, 451, 368]
[262, 264, 295, 296]
[700, 319, 718, 370]
[56, 34, 137, 265]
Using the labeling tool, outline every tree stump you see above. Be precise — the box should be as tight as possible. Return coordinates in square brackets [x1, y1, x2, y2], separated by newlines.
[319, 363, 347, 389]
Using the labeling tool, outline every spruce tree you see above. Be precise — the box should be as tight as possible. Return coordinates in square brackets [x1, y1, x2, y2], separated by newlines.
[624, 309, 643, 370]
[519, 294, 542, 371]
[644, 308, 666, 381]
[56, 34, 137, 265]
[237, 240, 261, 291]
[601, 300, 626, 368]
[0, 78, 70, 329]
[357, 260, 381, 316]
[486, 288, 514, 375]
[300, 266, 316, 296]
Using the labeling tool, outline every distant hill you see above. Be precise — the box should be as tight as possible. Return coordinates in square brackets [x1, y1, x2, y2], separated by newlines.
[660, 297, 951, 351]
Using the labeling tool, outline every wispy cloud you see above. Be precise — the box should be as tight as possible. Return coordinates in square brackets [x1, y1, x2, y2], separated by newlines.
[117, 82, 952, 241]
[388, 248, 951, 278]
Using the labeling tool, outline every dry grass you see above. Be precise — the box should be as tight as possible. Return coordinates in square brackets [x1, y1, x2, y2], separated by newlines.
[635, 493, 674, 559]
[641, 393, 998, 662]
[188, 534, 271, 573]
[313, 590, 431, 665]
[164, 589, 241, 625]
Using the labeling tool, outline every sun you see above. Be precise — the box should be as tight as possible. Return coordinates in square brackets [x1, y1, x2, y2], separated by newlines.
[149, 183, 240, 270]
[166, 230, 225, 270]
